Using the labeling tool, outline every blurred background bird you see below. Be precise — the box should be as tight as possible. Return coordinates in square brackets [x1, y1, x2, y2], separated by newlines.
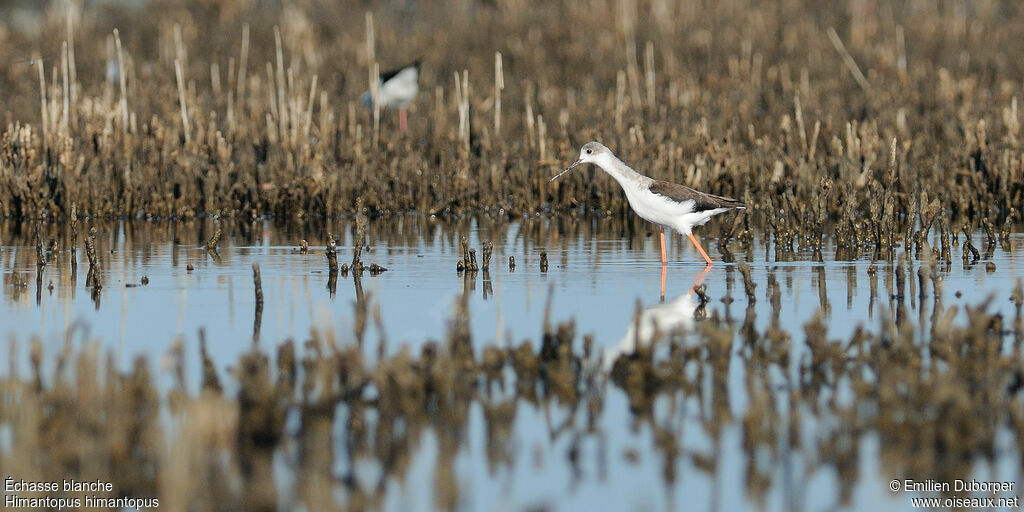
[361, 60, 420, 133]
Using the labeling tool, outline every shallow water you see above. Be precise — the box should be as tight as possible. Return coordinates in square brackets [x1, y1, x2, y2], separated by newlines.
[2, 217, 1023, 511]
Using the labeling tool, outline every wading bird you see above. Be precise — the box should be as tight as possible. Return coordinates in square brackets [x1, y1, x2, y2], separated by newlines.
[551, 141, 745, 268]
[361, 60, 420, 133]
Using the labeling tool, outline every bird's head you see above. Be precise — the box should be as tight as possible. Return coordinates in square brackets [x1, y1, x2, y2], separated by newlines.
[549, 142, 610, 182]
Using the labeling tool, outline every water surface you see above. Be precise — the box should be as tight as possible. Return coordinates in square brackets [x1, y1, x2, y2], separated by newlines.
[2, 217, 1022, 511]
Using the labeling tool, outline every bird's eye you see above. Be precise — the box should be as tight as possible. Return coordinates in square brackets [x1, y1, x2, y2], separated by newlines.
[585, 149, 593, 154]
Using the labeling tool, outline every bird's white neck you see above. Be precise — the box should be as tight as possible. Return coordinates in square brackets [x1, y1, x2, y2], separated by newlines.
[594, 153, 646, 188]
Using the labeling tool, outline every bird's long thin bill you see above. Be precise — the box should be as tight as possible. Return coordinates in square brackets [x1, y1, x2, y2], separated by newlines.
[549, 160, 581, 182]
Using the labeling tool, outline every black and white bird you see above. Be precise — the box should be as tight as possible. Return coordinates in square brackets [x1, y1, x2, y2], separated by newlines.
[550, 141, 745, 266]
[361, 60, 420, 132]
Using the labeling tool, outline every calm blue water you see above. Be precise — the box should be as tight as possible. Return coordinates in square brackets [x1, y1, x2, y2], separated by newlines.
[1, 218, 1022, 511]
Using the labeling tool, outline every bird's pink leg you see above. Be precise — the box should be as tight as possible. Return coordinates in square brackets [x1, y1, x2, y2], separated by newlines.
[399, 108, 408, 133]
[659, 229, 667, 265]
[660, 263, 667, 302]
[687, 233, 713, 266]
[687, 264, 712, 296]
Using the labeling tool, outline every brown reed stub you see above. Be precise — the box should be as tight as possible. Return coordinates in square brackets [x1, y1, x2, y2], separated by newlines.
[1000, 214, 1014, 246]
[34, 222, 45, 268]
[508, 255, 515, 271]
[353, 197, 368, 269]
[539, 252, 548, 272]
[206, 227, 222, 251]
[962, 226, 981, 266]
[738, 263, 756, 301]
[186, 263, 194, 272]
[252, 263, 264, 308]
[198, 328, 222, 394]
[460, 236, 471, 271]
[69, 203, 78, 264]
[481, 241, 493, 271]
[252, 262, 264, 340]
[982, 218, 997, 247]
[325, 233, 339, 273]
[299, 239, 308, 254]
[84, 227, 98, 269]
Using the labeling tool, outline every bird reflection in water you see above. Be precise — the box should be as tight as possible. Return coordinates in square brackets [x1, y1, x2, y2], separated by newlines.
[602, 266, 711, 372]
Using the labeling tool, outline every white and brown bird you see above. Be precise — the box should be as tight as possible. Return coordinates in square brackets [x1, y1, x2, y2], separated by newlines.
[361, 60, 420, 133]
[551, 141, 745, 267]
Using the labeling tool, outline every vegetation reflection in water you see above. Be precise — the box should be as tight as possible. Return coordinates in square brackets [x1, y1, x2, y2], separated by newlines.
[1, 217, 1023, 511]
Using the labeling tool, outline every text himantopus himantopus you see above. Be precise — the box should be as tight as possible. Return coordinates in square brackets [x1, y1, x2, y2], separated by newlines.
[361, 60, 420, 132]
[551, 141, 745, 267]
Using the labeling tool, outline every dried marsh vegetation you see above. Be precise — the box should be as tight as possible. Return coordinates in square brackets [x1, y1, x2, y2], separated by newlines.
[0, 0, 1020, 232]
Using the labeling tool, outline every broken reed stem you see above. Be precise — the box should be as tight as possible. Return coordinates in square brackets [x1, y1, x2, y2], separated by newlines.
[524, 81, 535, 149]
[66, 5, 77, 127]
[615, 70, 626, 131]
[274, 26, 288, 146]
[494, 52, 504, 134]
[537, 115, 546, 162]
[61, 41, 69, 134]
[795, 93, 807, 156]
[237, 24, 249, 105]
[366, 13, 379, 145]
[896, 24, 907, 79]
[174, 59, 190, 143]
[455, 70, 470, 154]
[372, 62, 380, 146]
[113, 29, 128, 134]
[644, 41, 655, 111]
[625, 39, 642, 109]
[826, 26, 870, 91]
[37, 56, 47, 149]
[287, 67, 298, 144]
[211, 62, 221, 99]
[303, 75, 317, 139]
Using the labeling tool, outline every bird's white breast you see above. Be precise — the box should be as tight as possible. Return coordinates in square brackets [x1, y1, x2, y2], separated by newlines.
[623, 186, 697, 228]
[378, 67, 419, 109]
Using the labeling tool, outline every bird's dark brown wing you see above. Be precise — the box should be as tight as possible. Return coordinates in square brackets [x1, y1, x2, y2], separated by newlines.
[379, 60, 421, 83]
[648, 180, 745, 212]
